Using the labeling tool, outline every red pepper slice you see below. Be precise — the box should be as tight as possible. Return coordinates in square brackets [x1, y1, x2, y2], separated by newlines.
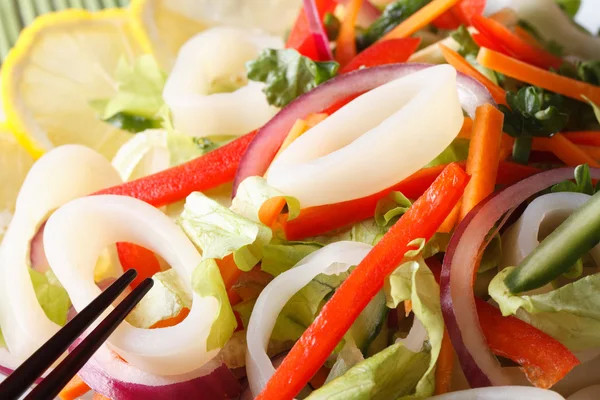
[471, 32, 506, 53]
[286, 0, 336, 60]
[433, 0, 485, 29]
[97, 131, 257, 285]
[283, 161, 539, 241]
[471, 15, 564, 70]
[427, 258, 579, 389]
[340, 37, 421, 73]
[257, 163, 470, 400]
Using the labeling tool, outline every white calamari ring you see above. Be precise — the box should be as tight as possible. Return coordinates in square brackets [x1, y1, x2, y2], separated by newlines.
[163, 27, 282, 138]
[266, 64, 463, 208]
[44, 195, 218, 376]
[0, 145, 121, 361]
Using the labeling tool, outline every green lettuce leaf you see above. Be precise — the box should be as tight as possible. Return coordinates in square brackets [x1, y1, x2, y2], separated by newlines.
[179, 192, 272, 271]
[551, 163, 597, 195]
[384, 256, 444, 398]
[583, 95, 600, 125]
[246, 48, 339, 108]
[126, 269, 192, 328]
[489, 267, 600, 350]
[90, 55, 166, 133]
[29, 269, 71, 326]
[451, 25, 479, 58]
[231, 176, 300, 221]
[307, 342, 430, 400]
[554, 0, 582, 18]
[479, 234, 503, 274]
[425, 139, 470, 168]
[375, 192, 412, 227]
[260, 240, 323, 277]
[191, 259, 237, 350]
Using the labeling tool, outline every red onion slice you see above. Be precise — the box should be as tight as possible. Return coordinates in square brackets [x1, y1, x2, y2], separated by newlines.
[75, 344, 241, 399]
[233, 63, 495, 194]
[441, 167, 600, 387]
[302, 0, 334, 60]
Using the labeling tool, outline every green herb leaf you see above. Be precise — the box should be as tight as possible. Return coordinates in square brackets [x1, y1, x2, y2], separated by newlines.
[246, 49, 339, 108]
[554, 0, 582, 18]
[356, 0, 430, 50]
[559, 61, 600, 86]
[102, 112, 162, 134]
[551, 164, 596, 195]
[582, 95, 600, 125]
[450, 25, 479, 58]
[324, 12, 341, 41]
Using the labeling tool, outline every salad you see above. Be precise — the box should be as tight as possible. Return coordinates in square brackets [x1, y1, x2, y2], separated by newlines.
[1, 0, 600, 399]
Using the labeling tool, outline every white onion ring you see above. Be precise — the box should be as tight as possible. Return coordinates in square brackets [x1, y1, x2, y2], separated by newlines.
[428, 386, 565, 400]
[163, 27, 282, 138]
[44, 195, 218, 376]
[266, 65, 463, 207]
[0, 145, 121, 362]
[246, 241, 373, 396]
[396, 316, 427, 353]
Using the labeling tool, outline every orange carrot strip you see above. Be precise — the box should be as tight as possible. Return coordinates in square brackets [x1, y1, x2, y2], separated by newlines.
[336, 0, 363, 66]
[561, 131, 600, 147]
[58, 375, 91, 400]
[578, 145, 600, 160]
[440, 44, 507, 105]
[438, 202, 461, 233]
[456, 117, 474, 139]
[92, 394, 111, 400]
[216, 254, 243, 302]
[460, 103, 504, 221]
[536, 134, 600, 167]
[514, 26, 543, 48]
[150, 307, 190, 329]
[435, 329, 455, 394]
[477, 47, 600, 104]
[379, 0, 461, 41]
[404, 299, 413, 316]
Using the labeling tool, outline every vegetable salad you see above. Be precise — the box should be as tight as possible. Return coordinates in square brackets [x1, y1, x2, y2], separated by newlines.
[1, 0, 600, 399]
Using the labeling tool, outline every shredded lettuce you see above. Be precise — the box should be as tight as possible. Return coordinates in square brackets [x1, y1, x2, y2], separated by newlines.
[325, 336, 365, 384]
[260, 240, 323, 277]
[29, 269, 71, 327]
[375, 192, 412, 227]
[246, 48, 339, 108]
[179, 192, 272, 271]
[126, 269, 192, 329]
[90, 55, 166, 133]
[490, 267, 600, 351]
[384, 256, 444, 398]
[191, 259, 237, 350]
[307, 342, 430, 400]
[231, 176, 301, 221]
[425, 139, 470, 168]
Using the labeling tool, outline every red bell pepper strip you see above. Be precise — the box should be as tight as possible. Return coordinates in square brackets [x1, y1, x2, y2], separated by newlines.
[116, 242, 162, 288]
[433, 0, 485, 29]
[96, 131, 257, 208]
[283, 161, 539, 240]
[476, 298, 579, 388]
[257, 163, 470, 400]
[286, 0, 336, 60]
[426, 258, 579, 389]
[340, 37, 421, 73]
[96, 131, 257, 287]
[471, 32, 505, 53]
[471, 15, 564, 70]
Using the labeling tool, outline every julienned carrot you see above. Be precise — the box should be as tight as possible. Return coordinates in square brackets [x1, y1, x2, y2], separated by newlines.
[471, 15, 563, 70]
[336, 0, 363, 66]
[459, 117, 474, 138]
[341, 38, 421, 73]
[562, 131, 600, 147]
[460, 104, 504, 220]
[258, 163, 470, 400]
[150, 307, 190, 329]
[578, 145, 600, 160]
[542, 134, 600, 167]
[217, 255, 243, 304]
[379, 0, 461, 41]
[58, 375, 91, 400]
[439, 44, 507, 105]
[477, 48, 600, 105]
[92, 394, 111, 400]
[115, 243, 162, 288]
[283, 161, 539, 240]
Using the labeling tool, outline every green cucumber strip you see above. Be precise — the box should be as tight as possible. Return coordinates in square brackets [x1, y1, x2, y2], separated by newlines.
[505, 190, 600, 293]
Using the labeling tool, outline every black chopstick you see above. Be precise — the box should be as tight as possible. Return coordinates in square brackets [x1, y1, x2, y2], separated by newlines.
[0, 269, 148, 399]
[23, 277, 154, 400]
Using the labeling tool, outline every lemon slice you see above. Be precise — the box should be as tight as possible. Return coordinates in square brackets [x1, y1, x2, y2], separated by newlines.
[0, 123, 34, 241]
[1, 9, 143, 159]
[130, 0, 208, 72]
[130, 0, 302, 72]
